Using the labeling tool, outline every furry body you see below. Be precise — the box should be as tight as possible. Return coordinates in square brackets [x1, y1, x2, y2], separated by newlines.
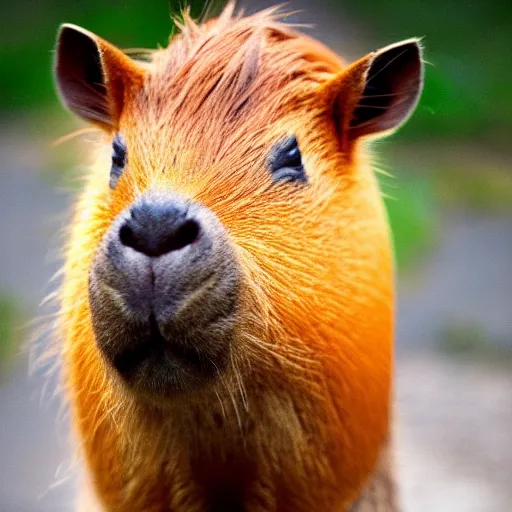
[53, 4, 423, 511]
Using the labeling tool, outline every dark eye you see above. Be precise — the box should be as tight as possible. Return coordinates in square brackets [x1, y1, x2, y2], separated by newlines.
[110, 133, 127, 189]
[268, 136, 307, 184]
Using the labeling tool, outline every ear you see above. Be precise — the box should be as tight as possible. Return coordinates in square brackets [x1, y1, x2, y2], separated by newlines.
[326, 39, 423, 148]
[54, 24, 145, 129]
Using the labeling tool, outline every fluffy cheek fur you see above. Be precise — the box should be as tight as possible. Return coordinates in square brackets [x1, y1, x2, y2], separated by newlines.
[233, 159, 393, 508]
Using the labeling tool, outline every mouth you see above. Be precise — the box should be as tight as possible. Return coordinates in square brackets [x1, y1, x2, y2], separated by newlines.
[95, 288, 236, 398]
[92, 266, 237, 397]
[112, 313, 223, 383]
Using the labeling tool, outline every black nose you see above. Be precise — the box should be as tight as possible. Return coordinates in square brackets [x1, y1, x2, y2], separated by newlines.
[119, 200, 200, 257]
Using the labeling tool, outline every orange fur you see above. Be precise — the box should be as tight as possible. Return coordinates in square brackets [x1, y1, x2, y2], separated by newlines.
[54, 4, 422, 511]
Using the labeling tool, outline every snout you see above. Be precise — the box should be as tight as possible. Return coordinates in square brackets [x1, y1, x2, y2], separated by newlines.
[89, 191, 240, 398]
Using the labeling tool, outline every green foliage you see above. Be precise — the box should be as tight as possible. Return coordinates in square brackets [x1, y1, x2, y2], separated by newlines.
[379, 169, 436, 269]
[435, 166, 512, 213]
[439, 318, 489, 355]
[0, 294, 20, 366]
[438, 317, 512, 363]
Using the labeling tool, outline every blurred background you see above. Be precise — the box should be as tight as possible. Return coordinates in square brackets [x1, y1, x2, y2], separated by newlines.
[0, 1, 511, 511]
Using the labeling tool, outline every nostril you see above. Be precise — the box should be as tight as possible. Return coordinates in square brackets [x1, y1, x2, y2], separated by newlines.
[119, 213, 200, 258]
[119, 222, 138, 252]
[165, 219, 200, 252]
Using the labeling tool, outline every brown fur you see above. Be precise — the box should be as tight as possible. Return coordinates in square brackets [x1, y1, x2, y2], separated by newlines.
[52, 3, 422, 511]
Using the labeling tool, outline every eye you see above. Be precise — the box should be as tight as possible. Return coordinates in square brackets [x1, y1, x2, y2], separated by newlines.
[268, 136, 307, 184]
[110, 133, 127, 189]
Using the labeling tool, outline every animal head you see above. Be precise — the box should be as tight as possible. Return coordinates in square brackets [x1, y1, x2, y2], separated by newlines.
[55, 5, 422, 495]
